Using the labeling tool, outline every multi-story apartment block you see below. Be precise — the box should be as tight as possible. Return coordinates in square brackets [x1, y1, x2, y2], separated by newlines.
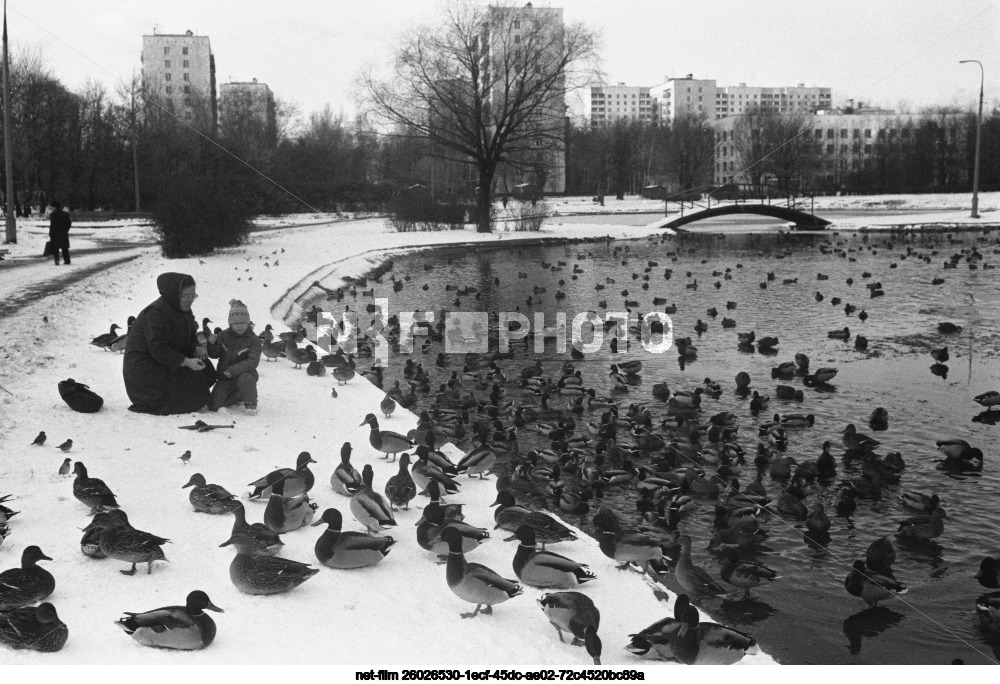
[141, 29, 217, 128]
[586, 84, 654, 127]
[715, 83, 832, 119]
[649, 76, 718, 124]
[220, 79, 277, 146]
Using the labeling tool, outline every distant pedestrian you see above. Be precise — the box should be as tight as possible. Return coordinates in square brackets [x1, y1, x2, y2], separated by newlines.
[49, 201, 72, 265]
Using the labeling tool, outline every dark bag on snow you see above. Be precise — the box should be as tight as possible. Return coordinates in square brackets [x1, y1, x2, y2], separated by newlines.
[43, 241, 54, 257]
[58, 378, 104, 413]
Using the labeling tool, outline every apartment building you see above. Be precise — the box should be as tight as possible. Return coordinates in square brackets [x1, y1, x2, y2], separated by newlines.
[220, 79, 277, 146]
[587, 84, 654, 126]
[649, 75, 717, 123]
[141, 30, 217, 128]
[716, 83, 832, 118]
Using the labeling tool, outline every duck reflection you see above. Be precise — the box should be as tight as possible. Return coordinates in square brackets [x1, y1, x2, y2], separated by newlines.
[843, 606, 905, 655]
[972, 410, 1000, 426]
[930, 363, 949, 379]
[716, 596, 778, 626]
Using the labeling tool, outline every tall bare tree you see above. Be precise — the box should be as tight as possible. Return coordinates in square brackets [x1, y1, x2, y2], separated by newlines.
[359, 1, 598, 232]
[732, 105, 818, 194]
[665, 112, 715, 191]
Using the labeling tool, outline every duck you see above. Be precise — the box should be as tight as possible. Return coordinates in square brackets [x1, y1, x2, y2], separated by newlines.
[593, 511, 667, 572]
[538, 592, 602, 665]
[845, 560, 906, 607]
[672, 599, 760, 665]
[804, 367, 838, 386]
[247, 451, 317, 500]
[868, 407, 889, 431]
[749, 391, 770, 413]
[720, 554, 780, 598]
[974, 390, 1000, 411]
[261, 335, 285, 362]
[456, 444, 497, 479]
[0, 546, 55, 611]
[842, 424, 880, 452]
[361, 413, 414, 462]
[865, 536, 897, 575]
[834, 484, 858, 517]
[618, 360, 642, 375]
[81, 508, 120, 558]
[115, 590, 223, 650]
[896, 505, 946, 540]
[182, 473, 239, 514]
[228, 502, 283, 556]
[384, 453, 417, 510]
[264, 478, 317, 534]
[625, 595, 690, 661]
[805, 502, 831, 536]
[90, 323, 121, 349]
[87, 511, 169, 576]
[72, 461, 119, 512]
[512, 526, 595, 589]
[975, 557, 1000, 589]
[312, 508, 395, 569]
[774, 385, 804, 401]
[220, 530, 319, 595]
[708, 525, 766, 553]
[770, 362, 796, 379]
[417, 502, 489, 557]
[412, 447, 461, 495]
[828, 326, 850, 340]
[379, 394, 396, 418]
[935, 439, 984, 463]
[332, 360, 356, 384]
[608, 365, 630, 391]
[108, 316, 136, 352]
[899, 491, 939, 512]
[816, 441, 837, 478]
[350, 465, 397, 534]
[331, 442, 363, 496]
[491, 491, 577, 546]
[441, 527, 522, 619]
[0, 602, 68, 652]
[675, 535, 726, 597]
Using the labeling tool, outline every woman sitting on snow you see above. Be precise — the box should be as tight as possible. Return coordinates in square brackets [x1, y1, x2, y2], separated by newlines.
[206, 299, 262, 414]
[122, 272, 216, 415]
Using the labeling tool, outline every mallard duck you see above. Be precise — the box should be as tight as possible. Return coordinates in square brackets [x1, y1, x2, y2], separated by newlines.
[350, 465, 397, 534]
[935, 439, 984, 463]
[247, 451, 317, 500]
[593, 513, 667, 572]
[845, 560, 906, 607]
[774, 385, 803, 401]
[417, 502, 489, 557]
[828, 326, 850, 340]
[220, 530, 318, 595]
[332, 361, 356, 384]
[806, 502, 831, 536]
[115, 590, 223, 650]
[0, 602, 68, 652]
[618, 360, 642, 375]
[108, 316, 136, 352]
[834, 484, 858, 517]
[975, 594, 1000, 631]
[675, 535, 725, 597]
[865, 536, 896, 574]
[312, 508, 395, 569]
[775, 487, 808, 520]
[720, 554, 780, 598]
[512, 526, 595, 589]
[608, 365, 629, 391]
[490, 491, 577, 546]
[708, 525, 766, 553]
[899, 491, 938, 512]
[538, 591, 602, 664]
[672, 600, 760, 665]
[87, 511, 169, 576]
[456, 444, 497, 479]
[0, 546, 55, 610]
[263, 478, 317, 534]
[384, 453, 417, 510]
[331, 442, 363, 496]
[81, 508, 122, 558]
[379, 394, 396, 418]
[228, 502, 283, 556]
[770, 362, 796, 379]
[442, 527, 522, 619]
[261, 336, 285, 362]
[896, 505, 946, 540]
[412, 447, 460, 495]
[842, 424, 879, 452]
[974, 390, 1000, 411]
[182, 473, 239, 514]
[804, 367, 838, 386]
[361, 413, 414, 463]
[625, 595, 689, 660]
[73, 461, 119, 512]
[816, 441, 837, 478]
[976, 557, 1000, 589]
[90, 323, 121, 349]
[781, 413, 815, 428]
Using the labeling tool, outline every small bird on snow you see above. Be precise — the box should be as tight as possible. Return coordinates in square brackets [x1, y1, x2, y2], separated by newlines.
[31, 431, 46, 446]
[57, 439, 73, 452]
[58, 458, 71, 476]
[179, 451, 192, 465]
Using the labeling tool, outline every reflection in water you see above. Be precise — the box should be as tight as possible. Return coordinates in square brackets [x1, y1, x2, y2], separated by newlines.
[972, 410, 1000, 426]
[843, 606, 905, 655]
[716, 597, 779, 626]
[930, 363, 950, 379]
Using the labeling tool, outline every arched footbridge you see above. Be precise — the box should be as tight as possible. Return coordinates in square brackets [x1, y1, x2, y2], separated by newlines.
[662, 203, 831, 230]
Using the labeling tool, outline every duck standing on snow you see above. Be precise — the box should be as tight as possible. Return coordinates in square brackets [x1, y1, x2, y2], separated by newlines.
[351, 465, 397, 534]
[115, 590, 223, 650]
[220, 530, 318, 595]
[456, 444, 497, 479]
[512, 525, 595, 589]
[537, 591, 602, 665]
[672, 599, 760, 665]
[625, 594, 690, 661]
[87, 511, 169, 576]
[0, 546, 55, 611]
[330, 442, 363, 496]
[441, 527, 522, 619]
[182, 473, 240, 514]
[361, 413, 414, 463]
[491, 490, 577, 546]
[228, 502, 283, 557]
[384, 453, 417, 510]
[263, 477, 317, 534]
[247, 451, 317, 500]
[73, 461, 119, 512]
[312, 508, 395, 569]
[676, 535, 726, 597]
[0, 603, 68, 652]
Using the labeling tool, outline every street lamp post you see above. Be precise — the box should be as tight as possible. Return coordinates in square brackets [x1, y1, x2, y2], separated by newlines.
[960, 59, 984, 219]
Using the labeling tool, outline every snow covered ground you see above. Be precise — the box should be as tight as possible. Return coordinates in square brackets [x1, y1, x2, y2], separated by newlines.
[1, 192, 996, 673]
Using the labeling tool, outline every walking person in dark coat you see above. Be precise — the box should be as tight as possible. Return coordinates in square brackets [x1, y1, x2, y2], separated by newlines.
[123, 272, 217, 415]
[49, 201, 72, 265]
[207, 299, 263, 414]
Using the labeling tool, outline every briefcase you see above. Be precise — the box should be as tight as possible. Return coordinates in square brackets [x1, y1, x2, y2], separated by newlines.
[43, 240, 53, 257]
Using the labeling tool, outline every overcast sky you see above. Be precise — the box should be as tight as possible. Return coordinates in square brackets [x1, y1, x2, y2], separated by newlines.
[9, 0, 998, 121]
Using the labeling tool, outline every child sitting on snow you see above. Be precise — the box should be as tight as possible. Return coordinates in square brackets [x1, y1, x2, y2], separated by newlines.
[207, 299, 263, 414]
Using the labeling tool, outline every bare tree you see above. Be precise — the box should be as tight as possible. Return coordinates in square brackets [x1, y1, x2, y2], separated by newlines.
[359, 0, 598, 232]
[665, 112, 715, 191]
[732, 105, 817, 194]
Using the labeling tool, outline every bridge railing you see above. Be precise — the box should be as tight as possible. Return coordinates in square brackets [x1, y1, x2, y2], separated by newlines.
[664, 183, 817, 218]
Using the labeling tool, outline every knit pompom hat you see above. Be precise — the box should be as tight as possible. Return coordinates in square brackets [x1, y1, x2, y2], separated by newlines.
[229, 299, 251, 326]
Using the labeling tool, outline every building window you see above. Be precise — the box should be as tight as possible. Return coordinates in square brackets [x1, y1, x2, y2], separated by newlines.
[165, 85, 173, 94]
[840, 129, 848, 138]
[183, 60, 189, 68]
[864, 129, 872, 138]
[864, 144, 872, 154]
[841, 144, 848, 153]
[163, 47, 169, 55]
[853, 129, 860, 139]
[814, 129, 822, 139]
[184, 110, 192, 120]
[513, 20, 520, 28]
[164, 60, 171, 68]
[826, 144, 834, 154]
[184, 86, 191, 94]
[514, 35, 521, 43]
[827, 129, 834, 139]
[165, 73, 172, 81]
[182, 47, 188, 55]
[183, 73, 189, 81]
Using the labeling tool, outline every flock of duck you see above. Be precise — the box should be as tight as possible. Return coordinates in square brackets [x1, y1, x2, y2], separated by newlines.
[3, 228, 999, 664]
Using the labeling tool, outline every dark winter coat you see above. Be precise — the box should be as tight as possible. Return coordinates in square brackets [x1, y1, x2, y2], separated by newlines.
[49, 209, 71, 248]
[122, 272, 213, 415]
[207, 326, 262, 379]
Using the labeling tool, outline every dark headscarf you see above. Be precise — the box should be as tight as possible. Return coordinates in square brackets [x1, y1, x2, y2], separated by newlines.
[156, 272, 196, 312]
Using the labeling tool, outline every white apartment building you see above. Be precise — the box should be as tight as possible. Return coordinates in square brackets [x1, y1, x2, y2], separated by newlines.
[220, 79, 277, 145]
[716, 83, 832, 118]
[649, 76, 717, 123]
[587, 84, 654, 126]
[141, 30, 217, 128]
